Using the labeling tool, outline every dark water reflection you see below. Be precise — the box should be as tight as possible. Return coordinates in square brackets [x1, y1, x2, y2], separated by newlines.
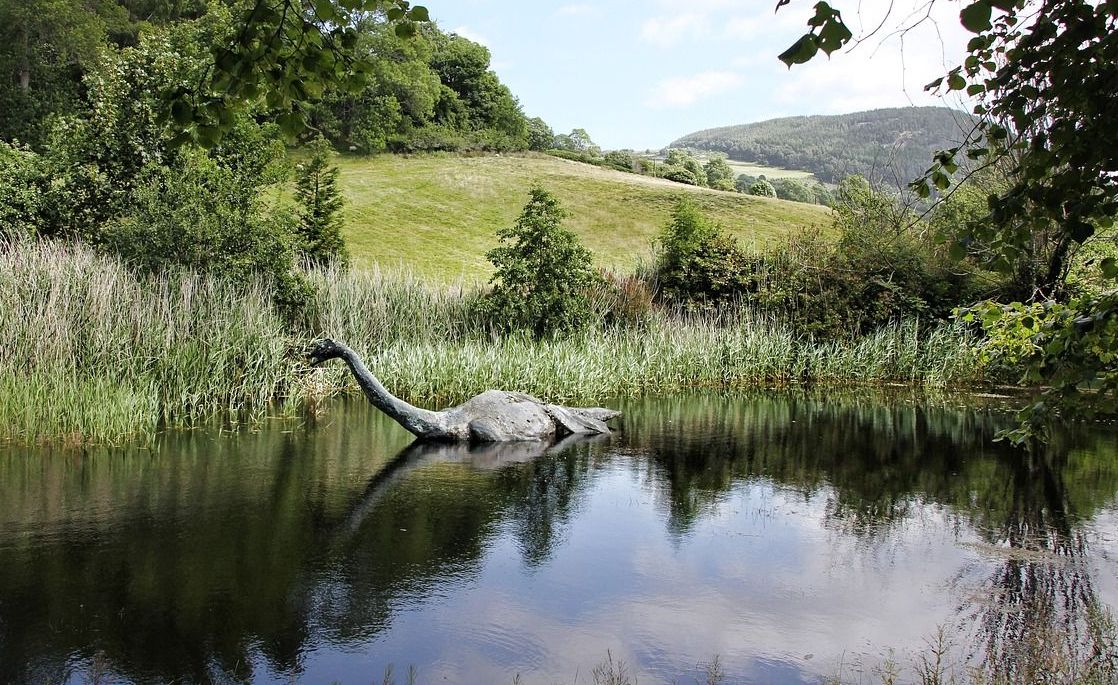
[1, 393, 1117, 684]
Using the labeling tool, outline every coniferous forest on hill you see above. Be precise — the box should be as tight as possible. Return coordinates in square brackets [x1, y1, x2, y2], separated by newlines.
[671, 107, 975, 187]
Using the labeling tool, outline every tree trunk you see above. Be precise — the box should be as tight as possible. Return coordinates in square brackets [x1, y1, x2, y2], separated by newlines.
[18, 28, 30, 92]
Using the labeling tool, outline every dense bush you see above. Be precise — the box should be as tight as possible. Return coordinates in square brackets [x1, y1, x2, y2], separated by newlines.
[476, 187, 599, 338]
[737, 177, 987, 337]
[772, 178, 815, 203]
[651, 180, 988, 337]
[101, 148, 311, 316]
[748, 179, 777, 197]
[525, 117, 554, 152]
[603, 150, 636, 173]
[0, 142, 43, 239]
[665, 149, 707, 187]
[655, 198, 752, 307]
[704, 156, 735, 190]
[661, 166, 703, 186]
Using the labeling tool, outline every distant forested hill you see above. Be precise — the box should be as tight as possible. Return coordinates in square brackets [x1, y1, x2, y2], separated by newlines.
[670, 107, 974, 186]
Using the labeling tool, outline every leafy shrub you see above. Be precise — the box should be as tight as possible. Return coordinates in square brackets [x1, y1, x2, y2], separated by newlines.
[546, 148, 602, 165]
[655, 198, 751, 306]
[476, 187, 599, 338]
[748, 179, 776, 197]
[661, 165, 702, 186]
[704, 157, 735, 189]
[603, 150, 635, 172]
[0, 142, 44, 239]
[737, 178, 987, 337]
[526, 117, 555, 151]
[665, 149, 707, 187]
[101, 150, 309, 316]
[974, 291, 1118, 440]
[773, 178, 815, 203]
[735, 174, 757, 192]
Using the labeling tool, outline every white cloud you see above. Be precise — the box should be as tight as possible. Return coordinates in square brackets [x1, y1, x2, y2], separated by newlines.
[450, 25, 490, 46]
[639, 13, 709, 47]
[772, 1, 975, 116]
[554, 3, 596, 17]
[723, 15, 762, 40]
[646, 70, 745, 108]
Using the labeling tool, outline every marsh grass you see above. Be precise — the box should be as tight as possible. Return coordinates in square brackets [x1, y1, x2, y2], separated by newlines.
[0, 241, 295, 443]
[1, 241, 988, 444]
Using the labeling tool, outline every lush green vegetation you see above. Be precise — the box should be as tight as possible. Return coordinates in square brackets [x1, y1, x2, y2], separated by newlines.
[474, 187, 600, 338]
[545, 142, 835, 207]
[0, 0, 1113, 445]
[0, 240, 987, 444]
[777, 0, 1118, 437]
[671, 107, 974, 187]
[651, 177, 991, 338]
[308, 19, 531, 153]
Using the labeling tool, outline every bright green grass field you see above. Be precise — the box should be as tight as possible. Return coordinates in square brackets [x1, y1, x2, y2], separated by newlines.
[337, 152, 831, 281]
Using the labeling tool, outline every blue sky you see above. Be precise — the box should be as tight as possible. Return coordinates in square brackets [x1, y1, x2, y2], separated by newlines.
[428, 0, 974, 150]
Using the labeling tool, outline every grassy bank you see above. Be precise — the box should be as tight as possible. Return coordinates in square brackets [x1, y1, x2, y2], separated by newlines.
[335, 153, 830, 280]
[1, 241, 987, 444]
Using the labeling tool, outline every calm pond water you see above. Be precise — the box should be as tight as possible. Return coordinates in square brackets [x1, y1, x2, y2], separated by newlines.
[2, 393, 1118, 685]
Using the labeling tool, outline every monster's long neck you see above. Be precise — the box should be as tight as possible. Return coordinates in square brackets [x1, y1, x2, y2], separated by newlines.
[337, 345, 446, 438]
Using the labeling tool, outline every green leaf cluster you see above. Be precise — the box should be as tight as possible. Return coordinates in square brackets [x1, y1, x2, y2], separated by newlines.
[160, 0, 432, 148]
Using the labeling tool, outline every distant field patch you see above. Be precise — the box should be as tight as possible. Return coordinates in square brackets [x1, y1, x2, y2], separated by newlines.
[337, 153, 830, 281]
[723, 160, 816, 181]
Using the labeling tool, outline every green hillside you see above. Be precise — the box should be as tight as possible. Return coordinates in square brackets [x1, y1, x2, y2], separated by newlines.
[337, 153, 831, 281]
[671, 106, 974, 187]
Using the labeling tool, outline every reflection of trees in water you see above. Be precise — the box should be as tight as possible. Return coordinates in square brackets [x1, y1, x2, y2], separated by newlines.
[620, 392, 1006, 535]
[0, 411, 603, 685]
[620, 392, 1118, 679]
[965, 445, 1116, 683]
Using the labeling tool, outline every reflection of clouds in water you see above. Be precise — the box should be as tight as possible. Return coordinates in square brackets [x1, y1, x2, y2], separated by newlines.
[300, 467, 991, 684]
[1086, 509, 1118, 602]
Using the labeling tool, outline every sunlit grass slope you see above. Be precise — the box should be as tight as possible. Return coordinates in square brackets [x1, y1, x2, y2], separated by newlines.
[337, 153, 831, 281]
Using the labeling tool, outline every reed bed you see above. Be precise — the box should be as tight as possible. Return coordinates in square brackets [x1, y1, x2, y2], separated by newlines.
[0, 241, 295, 443]
[354, 317, 982, 407]
[0, 240, 988, 444]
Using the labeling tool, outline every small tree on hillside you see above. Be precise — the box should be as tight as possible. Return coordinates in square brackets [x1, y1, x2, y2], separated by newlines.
[478, 187, 598, 338]
[655, 197, 749, 305]
[526, 116, 554, 151]
[704, 156, 735, 191]
[294, 136, 348, 267]
[666, 149, 707, 187]
[735, 174, 757, 192]
[748, 179, 776, 197]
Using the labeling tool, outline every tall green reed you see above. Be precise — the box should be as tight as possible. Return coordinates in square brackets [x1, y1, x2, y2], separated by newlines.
[0, 240, 988, 444]
[356, 317, 984, 407]
[0, 241, 294, 443]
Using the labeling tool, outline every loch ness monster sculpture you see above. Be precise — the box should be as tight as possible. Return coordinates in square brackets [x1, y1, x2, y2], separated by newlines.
[308, 338, 621, 441]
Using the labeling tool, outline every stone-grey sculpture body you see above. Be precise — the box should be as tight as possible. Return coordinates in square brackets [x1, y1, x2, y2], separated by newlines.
[308, 339, 621, 441]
